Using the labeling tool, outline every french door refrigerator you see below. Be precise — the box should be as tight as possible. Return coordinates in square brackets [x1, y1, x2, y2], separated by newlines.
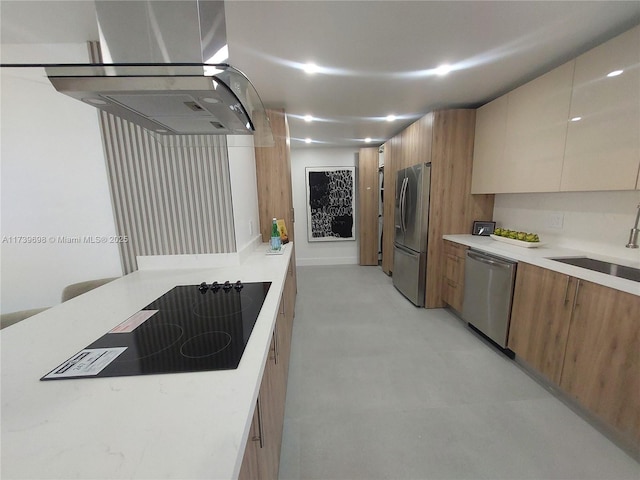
[393, 163, 431, 306]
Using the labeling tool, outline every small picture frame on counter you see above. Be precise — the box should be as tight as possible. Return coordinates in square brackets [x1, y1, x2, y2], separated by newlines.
[472, 221, 496, 236]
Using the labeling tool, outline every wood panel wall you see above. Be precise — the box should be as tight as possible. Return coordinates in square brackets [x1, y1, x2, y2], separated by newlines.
[379, 109, 494, 307]
[426, 109, 494, 307]
[254, 109, 295, 242]
[381, 114, 433, 275]
[381, 134, 398, 274]
[358, 147, 380, 265]
[254, 108, 297, 291]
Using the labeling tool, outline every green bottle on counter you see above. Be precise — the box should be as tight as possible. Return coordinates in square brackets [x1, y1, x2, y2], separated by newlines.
[270, 218, 281, 251]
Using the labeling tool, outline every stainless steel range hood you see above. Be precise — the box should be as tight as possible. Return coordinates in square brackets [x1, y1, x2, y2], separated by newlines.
[43, 1, 272, 143]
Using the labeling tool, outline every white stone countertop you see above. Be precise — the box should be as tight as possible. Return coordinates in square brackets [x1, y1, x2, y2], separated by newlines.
[1, 243, 293, 480]
[443, 235, 639, 297]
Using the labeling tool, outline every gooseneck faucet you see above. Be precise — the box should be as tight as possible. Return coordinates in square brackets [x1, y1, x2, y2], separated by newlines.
[626, 203, 640, 248]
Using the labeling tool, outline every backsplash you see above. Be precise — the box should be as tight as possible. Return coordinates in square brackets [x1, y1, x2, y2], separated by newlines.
[493, 190, 640, 265]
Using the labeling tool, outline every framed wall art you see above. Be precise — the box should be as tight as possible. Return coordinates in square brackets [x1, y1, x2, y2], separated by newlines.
[305, 166, 356, 242]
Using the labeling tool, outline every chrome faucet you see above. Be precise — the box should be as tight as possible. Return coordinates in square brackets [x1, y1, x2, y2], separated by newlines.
[626, 203, 640, 248]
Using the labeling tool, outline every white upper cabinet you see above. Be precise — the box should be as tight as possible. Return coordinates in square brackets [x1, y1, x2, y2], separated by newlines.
[503, 61, 574, 193]
[471, 25, 640, 194]
[561, 25, 640, 192]
[471, 95, 507, 194]
[471, 62, 574, 194]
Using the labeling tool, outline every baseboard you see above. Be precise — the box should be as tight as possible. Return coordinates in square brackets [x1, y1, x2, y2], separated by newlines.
[296, 256, 358, 266]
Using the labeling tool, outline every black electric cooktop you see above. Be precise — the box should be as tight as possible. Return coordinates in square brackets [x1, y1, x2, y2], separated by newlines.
[42, 281, 271, 380]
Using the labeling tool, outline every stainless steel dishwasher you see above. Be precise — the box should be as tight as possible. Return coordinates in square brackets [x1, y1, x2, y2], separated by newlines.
[461, 250, 517, 348]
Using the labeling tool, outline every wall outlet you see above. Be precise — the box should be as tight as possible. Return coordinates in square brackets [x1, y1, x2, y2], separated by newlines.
[547, 212, 564, 229]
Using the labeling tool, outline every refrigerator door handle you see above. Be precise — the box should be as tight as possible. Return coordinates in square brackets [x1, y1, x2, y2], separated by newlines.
[400, 177, 408, 233]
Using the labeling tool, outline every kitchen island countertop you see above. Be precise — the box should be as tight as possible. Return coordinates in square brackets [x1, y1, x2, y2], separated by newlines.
[443, 234, 639, 296]
[1, 243, 293, 480]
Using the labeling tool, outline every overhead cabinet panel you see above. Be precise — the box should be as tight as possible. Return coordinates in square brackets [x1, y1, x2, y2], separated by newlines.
[470, 96, 507, 194]
[471, 25, 639, 194]
[561, 25, 640, 192]
[502, 61, 574, 193]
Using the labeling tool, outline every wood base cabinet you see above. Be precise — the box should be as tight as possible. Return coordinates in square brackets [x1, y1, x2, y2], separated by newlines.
[508, 263, 575, 384]
[508, 262, 640, 447]
[559, 280, 640, 446]
[239, 260, 296, 480]
[441, 240, 468, 312]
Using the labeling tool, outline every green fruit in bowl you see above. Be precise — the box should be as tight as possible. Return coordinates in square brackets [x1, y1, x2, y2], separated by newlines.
[494, 227, 540, 242]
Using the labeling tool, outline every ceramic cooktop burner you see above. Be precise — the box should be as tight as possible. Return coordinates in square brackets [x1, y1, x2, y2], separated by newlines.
[42, 281, 271, 380]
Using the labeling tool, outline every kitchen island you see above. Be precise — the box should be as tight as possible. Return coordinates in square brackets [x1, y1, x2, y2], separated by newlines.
[1, 243, 294, 479]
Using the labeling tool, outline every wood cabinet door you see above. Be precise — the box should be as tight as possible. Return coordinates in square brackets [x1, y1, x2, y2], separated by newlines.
[358, 147, 380, 265]
[560, 280, 640, 444]
[561, 25, 640, 192]
[238, 402, 261, 480]
[441, 240, 467, 312]
[508, 263, 575, 384]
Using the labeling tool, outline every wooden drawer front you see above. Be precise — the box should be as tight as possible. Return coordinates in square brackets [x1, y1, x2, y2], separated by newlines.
[442, 242, 467, 312]
[443, 240, 468, 259]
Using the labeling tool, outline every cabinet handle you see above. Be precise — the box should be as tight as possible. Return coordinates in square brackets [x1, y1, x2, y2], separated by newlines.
[252, 396, 264, 448]
[563, 276, 570, 305]
[270, 325, 279, 364]
[571, 279, 581, 311]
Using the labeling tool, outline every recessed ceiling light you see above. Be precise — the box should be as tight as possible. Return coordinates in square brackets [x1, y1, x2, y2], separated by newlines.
[570, 116, 582, 122]
[201, 97, 220, 104]
[304, 63, 319, 74]
[386, 114, 396, 122]
[304, 115, 313, 122]
[364, 137, 372, 143]
[607, 69, 623, 77]
[434, 64, 452, 76]
[305, 138, 312, 144]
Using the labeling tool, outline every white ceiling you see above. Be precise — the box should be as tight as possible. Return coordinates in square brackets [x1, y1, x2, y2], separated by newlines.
[2, 1, 639, 149]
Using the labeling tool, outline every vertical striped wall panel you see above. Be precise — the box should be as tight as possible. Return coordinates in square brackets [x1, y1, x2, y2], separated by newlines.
[89, 41, 236, 273]
[98, 114, 236, 273]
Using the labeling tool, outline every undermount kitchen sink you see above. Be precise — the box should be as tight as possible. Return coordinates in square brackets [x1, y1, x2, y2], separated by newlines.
[549, 257, 640, 283]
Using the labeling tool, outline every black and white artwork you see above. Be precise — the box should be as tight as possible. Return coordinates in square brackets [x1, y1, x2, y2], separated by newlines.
[306, 166, 356, 242]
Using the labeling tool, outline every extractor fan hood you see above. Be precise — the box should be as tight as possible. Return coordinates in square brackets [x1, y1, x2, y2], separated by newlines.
[45, 62, 268, 138]
[7, 1, 273, 144]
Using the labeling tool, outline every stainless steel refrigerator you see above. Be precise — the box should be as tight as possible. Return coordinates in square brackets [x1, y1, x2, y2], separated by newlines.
[393, 163, 431, 306]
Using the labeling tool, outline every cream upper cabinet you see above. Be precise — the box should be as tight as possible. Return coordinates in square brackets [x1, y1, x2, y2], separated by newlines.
[471, 62, 574, 194]
[470, 95, 507, 194]
[472, 25, 640, 194]
[561, 25, 640, 192]
[502, 61, 574, 192]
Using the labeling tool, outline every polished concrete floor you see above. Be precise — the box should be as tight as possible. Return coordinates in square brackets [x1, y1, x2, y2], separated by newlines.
[278, 265, 639, 480]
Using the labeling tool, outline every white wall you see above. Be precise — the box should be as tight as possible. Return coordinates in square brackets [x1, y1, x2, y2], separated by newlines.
[1, 44, 122, 313]
[493, 190, 640, 264]
[291, 147, 359, 265]
[227, 135, 262, 259]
